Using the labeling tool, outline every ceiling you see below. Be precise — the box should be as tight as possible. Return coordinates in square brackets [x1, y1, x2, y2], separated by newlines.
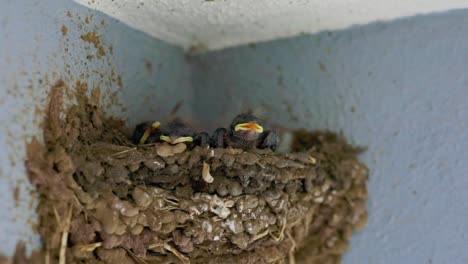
[74, 0, 468, 51]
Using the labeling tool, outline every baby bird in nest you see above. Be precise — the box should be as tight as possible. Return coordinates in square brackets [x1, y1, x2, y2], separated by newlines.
[211, 112, 279, 151]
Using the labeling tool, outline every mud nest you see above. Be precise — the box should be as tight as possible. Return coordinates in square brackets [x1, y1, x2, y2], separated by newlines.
[24, 81, 368, 264]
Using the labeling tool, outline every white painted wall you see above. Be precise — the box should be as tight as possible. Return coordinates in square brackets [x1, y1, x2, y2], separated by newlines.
[74, 0, 468, 51]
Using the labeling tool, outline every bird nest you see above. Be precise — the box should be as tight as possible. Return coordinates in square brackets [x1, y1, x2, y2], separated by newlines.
[23, 82, 368, 264]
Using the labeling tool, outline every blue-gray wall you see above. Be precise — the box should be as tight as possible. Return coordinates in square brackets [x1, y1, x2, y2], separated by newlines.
[0, 0, 193, 256]
[192, 10, 468, 264]
[2, 2, 467, 263]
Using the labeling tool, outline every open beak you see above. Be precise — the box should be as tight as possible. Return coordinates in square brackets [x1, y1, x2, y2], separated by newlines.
[234, 122, 264, 133]
[160, 135, 193, 144]
[139, 121, 161, 144]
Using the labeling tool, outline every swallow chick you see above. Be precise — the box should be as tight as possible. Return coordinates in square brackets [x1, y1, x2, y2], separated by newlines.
[211, 112, 279, 151]
[132, 121, 162, 144]
[159, 118, 209, 149]
[210, 127, 228, 148]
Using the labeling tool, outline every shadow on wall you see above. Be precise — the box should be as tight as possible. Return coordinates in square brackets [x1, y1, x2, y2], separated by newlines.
[190, 9, 468, 264]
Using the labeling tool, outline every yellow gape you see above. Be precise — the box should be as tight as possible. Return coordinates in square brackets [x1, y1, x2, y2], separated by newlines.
[160, 135, 193, 144]
[139, 121, 161, 144]
[234, 122, 264, 133]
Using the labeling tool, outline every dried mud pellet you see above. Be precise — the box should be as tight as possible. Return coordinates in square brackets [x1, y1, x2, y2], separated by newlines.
[228, 181, 243, 196]
[188, 152, 201, 168]
[167, 164, 179, 174]
[95, 203, 120, 234]
[304, 175, 314, 193]
[197, 201, 209, 213]
[173, 143, 187, 153]
[150, 187, 167, 196]
[160, 221, 177, 234]
[81, 161, 104, 183]
[179, 241, 194, 253]
[148, 213, 162, 231]
[286, 152, 312, 164]
[256, 168, 278, 182]
[91, 111, 103, 127]
[106, 166, 128, 184]
[173, 230, 194, 253]
[160, 211, 175, 224]
[236, 152, 259, 166]
[101, 234, 124, 249]
[314, 196, 325, 203]
[174, 185, 193, 198]
[221, 154, 235, 167]
[69, 218, 96, 245]
[130, 224, 144, 235]
[75, 188, 97, 204]
[213, 148, 224, 159]
[225, 217, 244, 234]
[179, 200, 199, 215]
[121, 215, 138, 228]
[262, 189, 281, 204]
[174, 210, 190, 224]
[209, 196, 231, 219]
[127, 163, 140, 172]
[285, 181, 301, 194]
[244, 220, 263, 235]
[209, 227, 224, 242]
[114, 221, 127, 236]
[270, 196, 288, 212]
[112, 200, 139, 217]
[176, 151, 190, 165]
[329, 213, 343, 227]
[231, 232, 249, 249]
[137, 213, 148, 226]
[132, 187, 152, 208]
[236, 195, 259, 212]
[143, 158, 165, 171]
[265, 213, 277, 225]
[192, 231, 206, 244]
[355, 211, 368, 231]
[279, 159, 305, 169]
[156, 144, 173, 157]
[225, 148, 243, 155]
[96, 248, 134, 264]
[152, 197, 165, 209]
[163, 155, 177, 165]
[216, 183, 229, 196]
[201, 219, 214, 233]
[257, 197, 266, 208]
[157, 143, 186, 157]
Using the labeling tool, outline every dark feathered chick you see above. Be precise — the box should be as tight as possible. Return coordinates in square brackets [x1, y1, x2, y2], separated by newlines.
[211, 112, 279, 151]
[210, 127, 228, 148]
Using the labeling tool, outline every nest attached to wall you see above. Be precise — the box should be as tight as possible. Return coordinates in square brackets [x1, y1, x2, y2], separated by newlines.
[24, 81, 368, 264]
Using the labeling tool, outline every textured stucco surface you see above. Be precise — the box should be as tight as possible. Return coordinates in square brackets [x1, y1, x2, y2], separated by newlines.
[192, 9, 468, 263]
[0, 0, 192, 256]
[73, 0, 468, 51]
